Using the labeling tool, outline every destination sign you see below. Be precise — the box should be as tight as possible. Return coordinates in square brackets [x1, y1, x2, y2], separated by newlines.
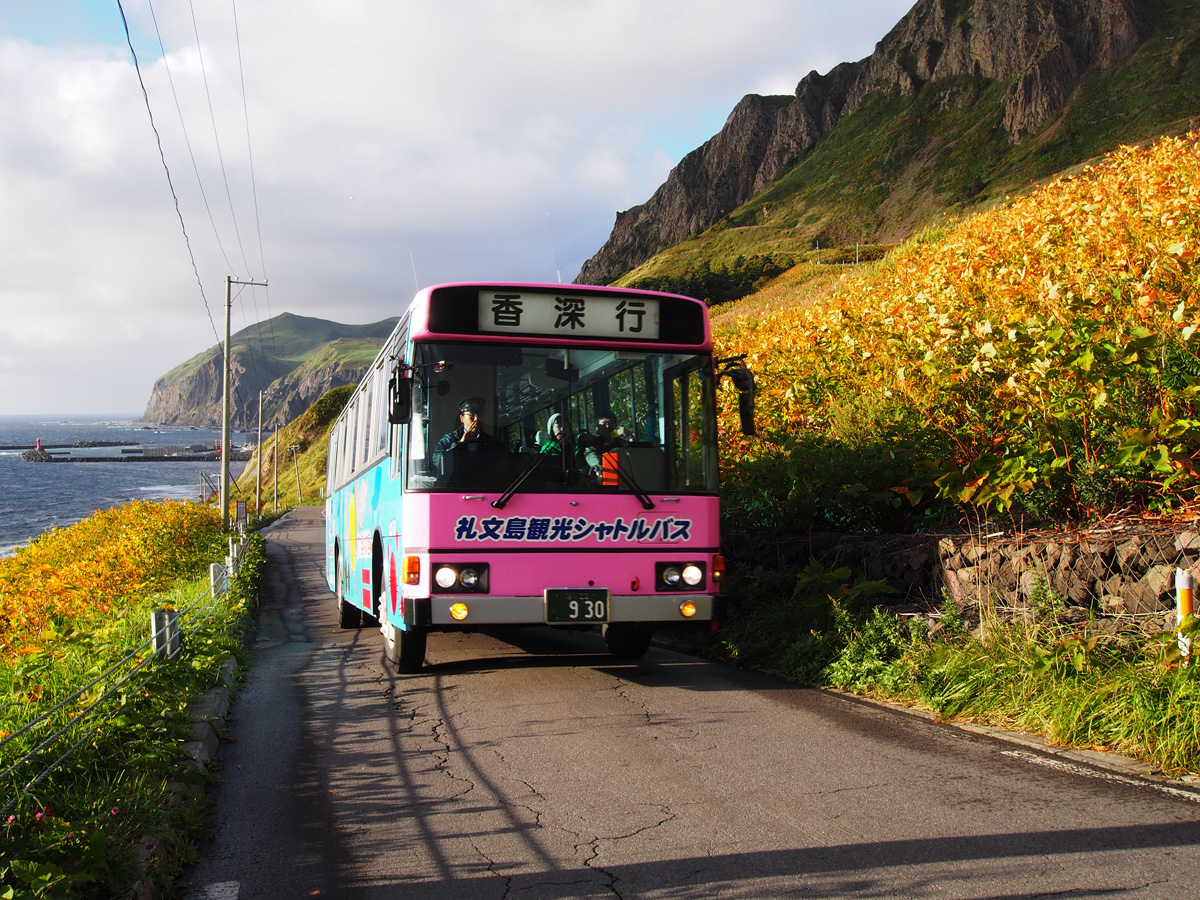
[477, 290, 661, 340]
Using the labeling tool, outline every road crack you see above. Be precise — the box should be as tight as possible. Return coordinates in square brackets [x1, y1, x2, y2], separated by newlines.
[580, 804, 677, 899]
[430, 717, 476, 800]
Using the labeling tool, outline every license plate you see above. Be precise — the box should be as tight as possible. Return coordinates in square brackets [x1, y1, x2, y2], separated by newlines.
[545, 588, 610, 624]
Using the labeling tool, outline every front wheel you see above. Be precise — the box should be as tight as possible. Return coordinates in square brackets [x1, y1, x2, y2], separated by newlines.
[602, 623, 653, 659]
[383, 619, 427, 673]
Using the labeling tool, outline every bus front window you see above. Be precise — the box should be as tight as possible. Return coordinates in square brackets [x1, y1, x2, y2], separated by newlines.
[406, 342, 718, 495]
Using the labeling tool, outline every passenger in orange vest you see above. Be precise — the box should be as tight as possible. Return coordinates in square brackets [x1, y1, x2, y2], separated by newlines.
[580, 410, 627, 481]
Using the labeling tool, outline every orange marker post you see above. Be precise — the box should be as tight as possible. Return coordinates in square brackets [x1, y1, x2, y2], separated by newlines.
[1177, 568, 1193, 661]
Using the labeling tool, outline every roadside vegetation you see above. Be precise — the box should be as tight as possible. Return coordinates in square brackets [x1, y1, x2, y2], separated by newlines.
[0, 502, 262, 898]
[233, 383, 351, 511]
[704, 130, 1200, 774]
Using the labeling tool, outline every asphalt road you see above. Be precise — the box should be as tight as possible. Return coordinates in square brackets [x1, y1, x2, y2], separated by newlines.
[180, 506, 1200, 899]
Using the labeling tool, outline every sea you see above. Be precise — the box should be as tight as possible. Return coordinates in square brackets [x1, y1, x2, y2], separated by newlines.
[0, 415, 249, 557]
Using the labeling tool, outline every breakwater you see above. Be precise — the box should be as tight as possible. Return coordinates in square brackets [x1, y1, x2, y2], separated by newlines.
[20, 448, 252, 463]
[0, 441, 135, 451]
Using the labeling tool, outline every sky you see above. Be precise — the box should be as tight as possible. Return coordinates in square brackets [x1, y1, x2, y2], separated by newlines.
[0, 0, 913, 417]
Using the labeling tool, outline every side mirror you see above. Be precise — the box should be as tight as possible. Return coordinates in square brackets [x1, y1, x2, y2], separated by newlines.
[388, 367, 413, 425]
[716, 356, 756, 436]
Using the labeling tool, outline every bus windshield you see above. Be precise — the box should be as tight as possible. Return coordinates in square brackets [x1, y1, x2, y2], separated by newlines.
[405, 341, 718, 495]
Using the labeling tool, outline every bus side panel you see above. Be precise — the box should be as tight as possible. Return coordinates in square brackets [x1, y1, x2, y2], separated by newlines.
[327, 461, 405, 615]
[372, 468, 406, 622]
[325, 495, 336, 592]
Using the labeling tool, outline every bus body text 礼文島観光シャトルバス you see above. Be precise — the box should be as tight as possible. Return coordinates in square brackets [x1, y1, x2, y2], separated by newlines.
[323, 282, 755, 672]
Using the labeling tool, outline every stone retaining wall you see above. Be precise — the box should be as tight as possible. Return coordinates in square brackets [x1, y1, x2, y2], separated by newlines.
[764, 525, 1199, 630]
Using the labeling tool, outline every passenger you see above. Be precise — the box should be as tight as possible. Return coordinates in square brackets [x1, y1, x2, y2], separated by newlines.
[540, 413, 567, 454]
[580, 410, 627, 476]
[432, 396, 504, 472]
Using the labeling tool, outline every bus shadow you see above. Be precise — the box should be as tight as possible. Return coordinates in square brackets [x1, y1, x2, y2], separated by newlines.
[411, 626, 792, 691]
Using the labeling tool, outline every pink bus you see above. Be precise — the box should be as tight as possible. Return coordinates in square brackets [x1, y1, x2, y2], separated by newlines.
[325, 283, 755, 672]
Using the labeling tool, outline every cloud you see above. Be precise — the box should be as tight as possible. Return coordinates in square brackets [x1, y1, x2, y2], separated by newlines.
[0, 0, 912, 414]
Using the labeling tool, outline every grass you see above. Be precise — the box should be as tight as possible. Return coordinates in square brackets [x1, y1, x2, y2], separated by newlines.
[233, 383, 351, 510]
[699, 126, 1200, 777]
[0, 506, 264, 898]
[711, 564, 1200, 775]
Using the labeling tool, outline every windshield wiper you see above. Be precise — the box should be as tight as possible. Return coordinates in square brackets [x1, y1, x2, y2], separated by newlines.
[610, 447, 655, 510]
[492, 454, 546, 509]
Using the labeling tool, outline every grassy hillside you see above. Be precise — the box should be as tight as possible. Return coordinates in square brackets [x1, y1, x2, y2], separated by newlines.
[621, 0, 1200, 297]
[699, 129, 1200, 777]
[712, 129, 1200, 535]
[160, 312, 397, 382]
[145, 312, 397, 429]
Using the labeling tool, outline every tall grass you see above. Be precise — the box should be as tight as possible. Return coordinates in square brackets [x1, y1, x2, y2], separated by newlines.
[0, 503, 262, 898]
[717, 562, 1200, 775]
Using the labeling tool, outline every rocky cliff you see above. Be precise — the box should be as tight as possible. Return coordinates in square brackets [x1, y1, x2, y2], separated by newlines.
[141, 312, 398, 430]
[576, 0, 1151, 286]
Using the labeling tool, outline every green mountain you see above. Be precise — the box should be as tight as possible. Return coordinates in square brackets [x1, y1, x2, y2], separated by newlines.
[141, 312, 397, 430]
[577, 0, 1200, 294]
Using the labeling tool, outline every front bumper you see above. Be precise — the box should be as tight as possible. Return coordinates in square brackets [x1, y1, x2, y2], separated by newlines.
[429, 593, 715, 627]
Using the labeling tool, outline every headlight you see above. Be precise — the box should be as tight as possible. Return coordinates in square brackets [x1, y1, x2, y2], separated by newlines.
[655, 561, 707, 592]
[431, 562, 489, 592]
[450, 602, 470, 621]
[679, 600, 698, 618]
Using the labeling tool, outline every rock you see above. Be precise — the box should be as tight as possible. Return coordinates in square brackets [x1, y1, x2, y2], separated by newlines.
[1177, 532, 1200, 552]
[1116, 537, 1145, 571]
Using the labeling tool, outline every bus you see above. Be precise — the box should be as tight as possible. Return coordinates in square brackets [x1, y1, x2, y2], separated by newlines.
[324, 282, 755, 672]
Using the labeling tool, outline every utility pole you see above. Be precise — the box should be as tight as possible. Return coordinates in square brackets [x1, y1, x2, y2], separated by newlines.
[289, 444, 302, 504]
[272, 425, 278, 512]
[255, 390, 263, 514]
[220, 275, 267, 531]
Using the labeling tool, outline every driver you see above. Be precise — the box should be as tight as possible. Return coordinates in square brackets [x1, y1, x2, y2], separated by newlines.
[432, 396, 503, 472]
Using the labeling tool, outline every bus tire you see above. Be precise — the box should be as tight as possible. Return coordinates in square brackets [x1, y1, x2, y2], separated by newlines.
[335, 548, 362, 629]
[384, 620, 426, 673]
[602, 623, 653, 659]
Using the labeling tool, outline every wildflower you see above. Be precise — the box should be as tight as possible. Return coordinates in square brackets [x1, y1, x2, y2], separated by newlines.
[111, 805, 120, 816]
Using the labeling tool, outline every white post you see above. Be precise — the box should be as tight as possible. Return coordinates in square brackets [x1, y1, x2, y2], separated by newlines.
[151, 608, 181, 659]
[210, 562, 228, 596]
[1177, 568, 1193, 660]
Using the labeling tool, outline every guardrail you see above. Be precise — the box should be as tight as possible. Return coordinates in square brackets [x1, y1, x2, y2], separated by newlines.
[0, 527, 252, 818]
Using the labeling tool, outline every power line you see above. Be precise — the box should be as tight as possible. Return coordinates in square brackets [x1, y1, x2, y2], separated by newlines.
[133, 1, 280, 429]
[116, 0, 222, 355]
[186, 0, 254, 278]
[146, 0, 237, 275]
[231, 0, 280, 379]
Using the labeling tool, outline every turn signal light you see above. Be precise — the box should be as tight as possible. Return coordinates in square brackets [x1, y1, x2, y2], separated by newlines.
[450, 602, 470, 621]
[712, 555, 725, 581]
[679, 600, 698, 618]
[403, 555, 421, 586]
